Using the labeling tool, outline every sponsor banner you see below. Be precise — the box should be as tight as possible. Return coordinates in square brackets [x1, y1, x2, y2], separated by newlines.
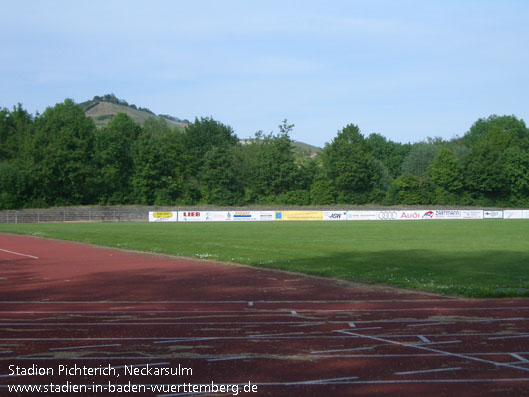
[504, 210, 524, 219]
[376, 210, 400, 220]
[274, 211, 324, 221]
[178, 211, 232, 222]
[483, 210, 503, 219]
[259, 211, 275, 221]
[178, 211, 207, 222]
[524, 210, 529, 219]
[323, 211, 347, 221]
[148, 211, 177, 222]
[232, 211, 260, 221]
[397, 210, 430, 220]
[347, 211, 378, 221]
[461, 210, 484, 220]
[430, 210, 463, 220]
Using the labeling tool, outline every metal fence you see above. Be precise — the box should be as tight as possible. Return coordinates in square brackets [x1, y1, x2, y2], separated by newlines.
[0, 210, 148, 224]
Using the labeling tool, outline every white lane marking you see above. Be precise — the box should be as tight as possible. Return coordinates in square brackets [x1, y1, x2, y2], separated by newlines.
[153, 337, 220, 344]
[337, 330, 529, 373]
[0, 299, 485, 304]
[510, 353, 529, 363]
[0, 321, 327, 326]
[418, 335, 430, 343]
[345, 327, 382, 331]
[49, 344, 121, 351]
[407, 322, 455, 327]
[0, 249, 38, 259]
[207, 356, 249, 362]
[488, 334, 529, 340]
[395, 367, 462, 376]
[416, 340, 461, 346]
[311, 346, 374, 354]
[12, 352, 529, 360]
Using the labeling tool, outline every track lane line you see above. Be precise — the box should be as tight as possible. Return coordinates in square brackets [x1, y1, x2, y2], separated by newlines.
[0, 248, 38, 259]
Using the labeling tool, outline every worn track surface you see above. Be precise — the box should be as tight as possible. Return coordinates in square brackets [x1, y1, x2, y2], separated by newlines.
[1, 233, 528, 396]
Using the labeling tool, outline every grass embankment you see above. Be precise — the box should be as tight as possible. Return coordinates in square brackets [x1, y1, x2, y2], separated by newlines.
[1, 220, 528, 298]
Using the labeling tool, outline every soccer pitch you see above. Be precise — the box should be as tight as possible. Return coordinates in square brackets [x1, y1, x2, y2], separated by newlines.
[1, 220, 528, 298]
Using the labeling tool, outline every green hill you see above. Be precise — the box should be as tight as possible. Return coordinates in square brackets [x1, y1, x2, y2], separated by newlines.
[81, 94, 321, 157]
[291, 140, 322, 158]
[80, 94, 188, 129]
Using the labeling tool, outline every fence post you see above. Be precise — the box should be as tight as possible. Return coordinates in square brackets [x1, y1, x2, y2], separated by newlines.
[15, 211, 18, 224]
[38, 212, 40, 224]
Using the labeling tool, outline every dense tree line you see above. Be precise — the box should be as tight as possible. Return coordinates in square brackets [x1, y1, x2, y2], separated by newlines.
[1, 99, 528, 209]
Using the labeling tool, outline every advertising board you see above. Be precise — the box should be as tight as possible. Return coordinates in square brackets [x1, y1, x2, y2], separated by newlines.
[232, 211, 260, 221]
[483, 210, 503, 219]
[397, 210, 429, 220]
[503, 210, 524, 219]
[259, 211, 275, 221]
[430, 210, 463, 220]
[347, 211, 378, 221]
[148, 211, 177, 222]
[323, 211, 347, 221]
[461, 210, 484, 219]
[178, 211, 232, 222]
[274, 211, 323, 221]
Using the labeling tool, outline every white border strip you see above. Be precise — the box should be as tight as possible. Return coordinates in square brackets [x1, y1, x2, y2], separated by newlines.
[0, 248, 38, 259]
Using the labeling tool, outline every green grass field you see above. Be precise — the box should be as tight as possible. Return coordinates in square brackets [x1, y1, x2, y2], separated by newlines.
[1, 220, 528, 298]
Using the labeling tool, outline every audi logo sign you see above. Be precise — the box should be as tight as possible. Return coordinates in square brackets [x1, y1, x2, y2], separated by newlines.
[377, 211, 398, 220]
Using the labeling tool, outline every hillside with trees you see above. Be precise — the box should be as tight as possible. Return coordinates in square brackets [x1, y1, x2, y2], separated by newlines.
[1, 98, 528, 209]
[80, 94, 189, 129]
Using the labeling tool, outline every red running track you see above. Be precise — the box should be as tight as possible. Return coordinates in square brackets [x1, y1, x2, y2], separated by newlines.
[1, 233, 529, 396]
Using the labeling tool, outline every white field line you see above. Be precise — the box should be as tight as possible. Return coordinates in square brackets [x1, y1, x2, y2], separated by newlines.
[0, 321, 327, 326]
[395, 367, 462, 376]
[337, 330, 529, 373]
[488, 334, 529, 340]
[207, 356, 249, 362]
[0, 248, 38, 259]
[0, 299, 487, 304]
[509, 353, 529, 363]
[49, 344, 121, 351]
[407, 322, 455, 327]
[11, 353, 529, 361]
[1, 307, 528, 314]
[416, 340, 462, 346]
[311, 346, 375, 354]
[4, 330, 529, 342]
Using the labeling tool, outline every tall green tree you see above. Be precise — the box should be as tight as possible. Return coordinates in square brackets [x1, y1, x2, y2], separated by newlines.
[29, 99, 96, 206]
[131, 118, 189, 205]
[199, 145, 243, 205]
[94, 113, 141, 204]
[400, 139, 443, 177]
[321, 124, 384, 204]
[427, 147, 464, 205]
[182, 117, 238, 174]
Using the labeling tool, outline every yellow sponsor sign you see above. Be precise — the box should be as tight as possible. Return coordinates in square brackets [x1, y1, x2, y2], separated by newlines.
[153, 212, 173, 219]
[276, 211, 323, 221]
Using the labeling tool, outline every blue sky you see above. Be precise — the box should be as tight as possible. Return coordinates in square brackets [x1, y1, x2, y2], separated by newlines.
[1, 1, 528, 146]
